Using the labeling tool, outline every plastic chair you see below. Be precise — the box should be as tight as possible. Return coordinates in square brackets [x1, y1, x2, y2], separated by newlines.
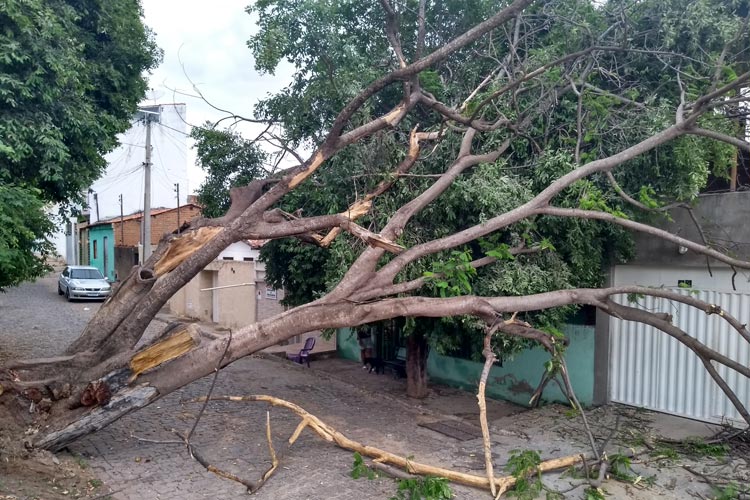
[287, 337, 316, 367]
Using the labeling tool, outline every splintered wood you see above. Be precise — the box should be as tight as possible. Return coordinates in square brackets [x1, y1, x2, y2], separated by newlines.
[154, 226, 222, 276]
[129, 325, 200, 380]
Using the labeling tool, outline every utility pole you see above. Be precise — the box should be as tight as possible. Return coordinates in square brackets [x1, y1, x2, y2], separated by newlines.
[135, 107, 160, 263]
[93, 192, 100, 222]
[174, 183, 180, 234]
[119, 194, 124, 245]
[143, 115, 153, 261]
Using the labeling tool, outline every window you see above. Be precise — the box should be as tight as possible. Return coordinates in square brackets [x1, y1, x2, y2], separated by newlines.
[93, 240, 98, 259]
[222, 256, 234, 261]
[243, 257, 254, 262]
[70, 269, 104, 280]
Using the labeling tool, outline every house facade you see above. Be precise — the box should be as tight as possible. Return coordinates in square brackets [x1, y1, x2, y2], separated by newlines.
[168, 241, 285, 330]
[82, 203, 202, 281]
[603, 191, 750, 425]
[88, 224, 116, 282]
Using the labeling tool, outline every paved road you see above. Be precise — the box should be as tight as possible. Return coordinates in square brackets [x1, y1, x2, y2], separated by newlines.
[1, 275, 733, 500]
[0, 274, 99, 363]
[0, 275, 489, 499]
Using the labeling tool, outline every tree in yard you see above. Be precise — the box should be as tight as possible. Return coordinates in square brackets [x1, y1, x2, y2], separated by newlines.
[2, 0, 750, 494]
[0, 0, 160, 289]
[191, 124, 268, 218]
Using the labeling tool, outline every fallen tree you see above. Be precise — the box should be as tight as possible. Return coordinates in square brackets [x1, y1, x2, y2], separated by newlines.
[2, 0, 750, 495]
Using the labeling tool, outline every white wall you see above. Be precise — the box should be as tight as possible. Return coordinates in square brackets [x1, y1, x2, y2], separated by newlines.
[613, 265, 750, 294]
[89, 103, 189, 222]
[217, 241, 260, 261]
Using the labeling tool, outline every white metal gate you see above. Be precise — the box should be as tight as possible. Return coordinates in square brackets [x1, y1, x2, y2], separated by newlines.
[609, 288, 750, 424]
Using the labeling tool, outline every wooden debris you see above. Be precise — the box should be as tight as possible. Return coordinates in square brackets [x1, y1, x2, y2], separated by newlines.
[154, 226, 222, 276]
[189, 394, 586, 493]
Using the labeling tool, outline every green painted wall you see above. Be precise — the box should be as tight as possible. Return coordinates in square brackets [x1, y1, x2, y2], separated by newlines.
[337, 327, 361, 362]
[336, 323, 595, 406]
[89, 224, 116, 281]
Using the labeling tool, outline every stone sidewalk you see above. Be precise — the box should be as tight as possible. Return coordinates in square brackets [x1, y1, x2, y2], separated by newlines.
[67, 350, 736, 500]
[1, 276, 740, 499]
[69, 354, 506, 500]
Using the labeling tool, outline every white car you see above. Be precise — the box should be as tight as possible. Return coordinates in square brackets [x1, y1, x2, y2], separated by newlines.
[57, 266, 111, 301]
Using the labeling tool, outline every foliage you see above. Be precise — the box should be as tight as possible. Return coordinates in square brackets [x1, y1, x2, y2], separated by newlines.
[390, 476, 453, 500]
[0, 0, 160, 204]
[0, 0, 159, 286]
[350, 452, 377, 480]
[712, 482, 747, 500]
[350, 453, 453, 499]
[606, 453, 635, 482]
[672, 438, 730, 458]
[505, 449, 543, 500]
[192, 124, 267, 217]
[423, 249, 477, 298]
[583, 487, 607, 500]
[0, 186, 55, 290]
[252, 0, 745, 364]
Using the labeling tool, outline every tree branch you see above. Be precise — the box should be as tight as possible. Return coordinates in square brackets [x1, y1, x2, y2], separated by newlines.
[535, 206, 750, 270]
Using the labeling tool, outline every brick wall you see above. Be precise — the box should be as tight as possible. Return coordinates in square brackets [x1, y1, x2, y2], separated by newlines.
[112, 205, 202, 247]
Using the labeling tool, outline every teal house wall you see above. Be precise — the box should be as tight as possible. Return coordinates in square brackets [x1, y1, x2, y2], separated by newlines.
[88, 224, 116, 282]
[337, 328, 361, 362]
[337, 324, 595, 406]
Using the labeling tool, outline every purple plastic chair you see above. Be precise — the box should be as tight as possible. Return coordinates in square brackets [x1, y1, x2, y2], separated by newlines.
[287, 337, 316, 367]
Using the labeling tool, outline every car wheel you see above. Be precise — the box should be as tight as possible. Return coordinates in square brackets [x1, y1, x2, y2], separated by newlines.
[65, 288, 71, 302]
[58, 284, 63, 296]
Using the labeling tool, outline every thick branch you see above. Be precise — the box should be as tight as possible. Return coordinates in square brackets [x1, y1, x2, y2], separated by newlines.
[689, 127, 750, 152]
[323, 0, 534, 142]
[190, 394, 584, 492]
[536, 206, 750, 270]
[373, 122, 688, 285]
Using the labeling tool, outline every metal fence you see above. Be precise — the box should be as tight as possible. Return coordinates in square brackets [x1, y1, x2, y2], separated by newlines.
[609, 289, 750, 424]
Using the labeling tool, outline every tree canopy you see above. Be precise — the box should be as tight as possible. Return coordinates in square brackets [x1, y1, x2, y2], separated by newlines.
[253, 0, 743, 363]
[192, 124, 267, 218]
[0, 0, 160, 288]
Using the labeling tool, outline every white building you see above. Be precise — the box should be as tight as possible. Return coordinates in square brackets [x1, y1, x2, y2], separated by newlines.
[55, 103, 189, 262]
[88, 103, 189, 222]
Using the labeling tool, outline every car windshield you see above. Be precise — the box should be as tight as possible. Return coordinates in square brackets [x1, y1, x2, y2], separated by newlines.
[70, 269, 104, 280]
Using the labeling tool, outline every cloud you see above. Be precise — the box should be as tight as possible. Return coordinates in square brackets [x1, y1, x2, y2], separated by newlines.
[140, 0, 295, 191]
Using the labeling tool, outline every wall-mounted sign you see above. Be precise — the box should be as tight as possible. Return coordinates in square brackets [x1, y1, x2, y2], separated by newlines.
[265, 288, 277, 300]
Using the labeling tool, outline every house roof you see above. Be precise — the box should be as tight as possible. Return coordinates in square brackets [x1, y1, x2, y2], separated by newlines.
[88, 203, 201, 227]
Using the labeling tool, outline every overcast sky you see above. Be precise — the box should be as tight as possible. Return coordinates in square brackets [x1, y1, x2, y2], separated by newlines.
[139, 0, 294, 191]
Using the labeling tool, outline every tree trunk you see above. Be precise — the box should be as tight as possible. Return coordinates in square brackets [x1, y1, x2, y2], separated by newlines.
[406, 332, 429, 399]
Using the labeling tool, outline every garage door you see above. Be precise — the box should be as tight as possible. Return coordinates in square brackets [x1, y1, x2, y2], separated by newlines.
[609, 288, 750, 424]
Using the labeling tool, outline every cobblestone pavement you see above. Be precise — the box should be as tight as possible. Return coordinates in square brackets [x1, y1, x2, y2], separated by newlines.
[1, 275, 741, 500]
[0, 275, 496, 499]
[0, 273, 98, 363]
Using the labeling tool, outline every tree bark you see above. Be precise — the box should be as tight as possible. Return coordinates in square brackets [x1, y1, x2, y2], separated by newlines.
[406, 331, 429, 399]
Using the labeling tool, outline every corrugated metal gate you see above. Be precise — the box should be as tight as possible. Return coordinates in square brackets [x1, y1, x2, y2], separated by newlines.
[609, 289, 750, 424]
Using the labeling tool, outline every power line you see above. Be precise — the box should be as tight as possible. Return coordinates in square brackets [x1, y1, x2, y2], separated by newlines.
[155, 121, 190, 137]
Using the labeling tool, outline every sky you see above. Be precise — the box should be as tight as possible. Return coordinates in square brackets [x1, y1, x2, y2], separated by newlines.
[139, 0, 295, 192]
